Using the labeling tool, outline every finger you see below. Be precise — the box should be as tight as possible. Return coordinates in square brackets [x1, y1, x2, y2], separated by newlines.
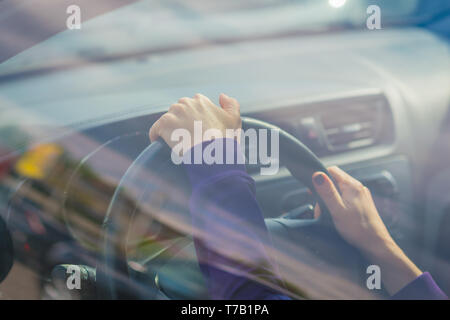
[328, 166, 365, 191]
[364, 186, 374, 201]
[194, 93, 213, 104]
[328, 166, 360, 187]
[314, 203, 321, 219]
[149, 118, 162, 142]
[149, 113, 174, 142]
[178, 97, 193, 105]
[327, 166, 348, 184]
[312, 171, 345, 215]
[219, 93, 240, 116]
[168, 103, 184, 116]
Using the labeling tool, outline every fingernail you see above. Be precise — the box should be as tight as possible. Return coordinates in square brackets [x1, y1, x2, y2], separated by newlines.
[313, 173, 325, 186]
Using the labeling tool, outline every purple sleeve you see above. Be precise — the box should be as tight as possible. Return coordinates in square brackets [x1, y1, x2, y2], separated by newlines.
[391, 272, 448, 300]
[182, 138, 291, 300]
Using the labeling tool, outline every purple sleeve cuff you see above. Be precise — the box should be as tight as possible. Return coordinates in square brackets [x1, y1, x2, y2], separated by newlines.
[391, 272, 448, 300]
[182, 138, 246, 190]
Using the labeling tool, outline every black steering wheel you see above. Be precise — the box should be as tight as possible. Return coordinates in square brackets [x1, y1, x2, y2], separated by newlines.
[98, 117, 363, 300]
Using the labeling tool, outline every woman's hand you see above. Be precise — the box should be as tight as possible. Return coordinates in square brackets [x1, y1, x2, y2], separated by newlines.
[149, 93, 241, 153]
[312, 166, 422, 295]
[312, 166, 394, 255]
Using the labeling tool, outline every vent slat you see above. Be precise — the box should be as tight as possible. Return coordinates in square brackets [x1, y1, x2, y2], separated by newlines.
[320, 102, 383, 151]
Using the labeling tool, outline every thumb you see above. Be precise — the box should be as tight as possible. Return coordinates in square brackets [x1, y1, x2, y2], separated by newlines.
[219, 93, 240, 116]
[312, 172, 345, 217]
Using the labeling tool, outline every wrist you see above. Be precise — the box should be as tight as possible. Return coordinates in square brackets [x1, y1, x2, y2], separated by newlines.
[363, 236, 402, 263]
[362, 236, 422, 295]
[367, 239, 421, 276]
[360, 235, 397, 261]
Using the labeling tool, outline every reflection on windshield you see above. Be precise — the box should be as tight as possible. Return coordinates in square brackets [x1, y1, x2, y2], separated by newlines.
[0, 115, 447, 299]
[0, 0, 425, 77]
[0, 0, 449, 302]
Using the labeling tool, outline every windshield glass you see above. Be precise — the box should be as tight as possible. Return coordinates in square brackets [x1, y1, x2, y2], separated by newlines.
[0, 0, 447, 76]
[0, 0, 449, 302]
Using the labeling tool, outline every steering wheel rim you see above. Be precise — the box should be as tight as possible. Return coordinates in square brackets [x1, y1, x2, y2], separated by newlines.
[99, 116, 342, 299]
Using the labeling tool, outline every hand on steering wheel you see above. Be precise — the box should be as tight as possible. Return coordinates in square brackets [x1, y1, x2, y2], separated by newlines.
[101, 93, 423, 299]
[150, 92, 423, 297]
[312, 167, 422, 295]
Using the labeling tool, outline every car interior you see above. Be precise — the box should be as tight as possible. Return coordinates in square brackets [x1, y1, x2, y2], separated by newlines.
[0, 0, 449, 299]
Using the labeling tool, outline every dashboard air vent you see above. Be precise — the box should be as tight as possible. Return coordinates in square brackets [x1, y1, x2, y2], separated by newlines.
[319, 97, 391, 152]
